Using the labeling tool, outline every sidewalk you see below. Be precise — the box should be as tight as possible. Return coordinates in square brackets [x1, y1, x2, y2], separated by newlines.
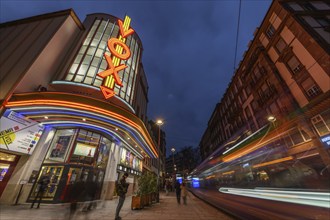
[0, 191, 235, 220]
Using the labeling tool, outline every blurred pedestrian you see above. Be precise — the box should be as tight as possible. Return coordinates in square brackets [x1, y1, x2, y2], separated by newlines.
[30, 171, 51, 209]
[82, 177, 98, 212]
[175, 181, 181, 204]
[115, 172, 129, 220]
[68, 180, 85, 219]
[181, 182, 188, 205]
[165, 180, 169, 196]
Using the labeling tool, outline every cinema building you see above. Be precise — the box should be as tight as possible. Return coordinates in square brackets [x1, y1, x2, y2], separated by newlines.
[0, 9, 158, 204]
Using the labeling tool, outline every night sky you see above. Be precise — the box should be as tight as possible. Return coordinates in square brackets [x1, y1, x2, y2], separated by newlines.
[0, 0, 271, 156]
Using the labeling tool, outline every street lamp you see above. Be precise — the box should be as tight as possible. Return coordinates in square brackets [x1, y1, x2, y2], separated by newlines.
[267, 115, 277, 129]
[267, 115, 276, 123]
[171, 147, 175, 170]
[156, 119, 164, 203]
[171, 147, 175, 188]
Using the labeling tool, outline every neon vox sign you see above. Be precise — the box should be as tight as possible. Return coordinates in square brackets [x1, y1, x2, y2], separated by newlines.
[97, 16, 135, 99]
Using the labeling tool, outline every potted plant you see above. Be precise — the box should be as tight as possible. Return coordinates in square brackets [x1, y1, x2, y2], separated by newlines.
[149, 173, 157, 203]
[131, 193, 143, 210]
[131, 171, 159, 209]
[131, 172, 148, 210]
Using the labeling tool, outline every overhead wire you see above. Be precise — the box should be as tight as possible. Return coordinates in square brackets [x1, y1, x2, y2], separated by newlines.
[233, 0, 242, 71]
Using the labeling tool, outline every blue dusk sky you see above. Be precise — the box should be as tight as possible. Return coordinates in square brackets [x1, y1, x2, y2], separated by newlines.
[0, 0, 272, 156]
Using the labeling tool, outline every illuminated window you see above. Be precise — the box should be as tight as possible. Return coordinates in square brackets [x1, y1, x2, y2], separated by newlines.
[283, 127, 311, 148]
[45, 129, 76, 162]
[96, 137, 112, 169]
[70, 129, 101, 165]
[0, 163, 10, 181]
[312, 113, 330, 136]
[64, 17, 141, 106]
[0, 152, 16, 162]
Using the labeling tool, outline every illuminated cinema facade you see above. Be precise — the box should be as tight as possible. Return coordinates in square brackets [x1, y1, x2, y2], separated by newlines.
[0, 9, 157, 204]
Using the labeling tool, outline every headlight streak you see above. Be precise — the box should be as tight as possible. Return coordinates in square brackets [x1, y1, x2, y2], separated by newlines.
[222, 124, 269, 155]
[219, 187, 330, 208]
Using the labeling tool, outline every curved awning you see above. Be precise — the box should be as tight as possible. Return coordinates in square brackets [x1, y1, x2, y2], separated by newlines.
[4, 92, 158, 158]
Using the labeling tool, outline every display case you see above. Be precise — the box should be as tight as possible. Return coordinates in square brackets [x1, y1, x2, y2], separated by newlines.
[29, 165, 64, 201]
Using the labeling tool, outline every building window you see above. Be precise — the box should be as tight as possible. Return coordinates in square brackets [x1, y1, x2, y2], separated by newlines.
[65, 18, 140, 106]
[245, 85, 251, 96]
[244, 107, 252, 120]
[311, 2, 330, 10]
[306, 85, 321, 98]
[287, 56, 303, 74]
[301, 77, 322, 99]
[301, 15, 330, 44]
[312, 112, 330, 136]
[96, 137, 112, 169]
[301, 2, 317, 11]
[266, 24, 276, 39]
[275, 38, 287, 53]
[251, 99, 258, 111]
[287, 2, 304, 11]
[234, 84, 238, 93]
[70, 129, 101, 165]
[283, 127, 311, 148]
[315, 17, 330, 28]
[45, 129, 76, 162]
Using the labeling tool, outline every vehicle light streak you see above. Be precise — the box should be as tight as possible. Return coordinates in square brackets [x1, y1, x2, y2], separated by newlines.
[219, 187, 330, 208]
[252, 156, 293, 168]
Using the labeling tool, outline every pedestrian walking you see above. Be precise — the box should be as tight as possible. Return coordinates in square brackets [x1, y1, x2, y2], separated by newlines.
[30, 171, 51, 208]
[175, 181, 181, 204]
[165, 180, 169, 196]
[82, 175, 98, 212]
[115, 172, 129, 220]
[68, 180, 85, 219]
[181, 182, 188, 205]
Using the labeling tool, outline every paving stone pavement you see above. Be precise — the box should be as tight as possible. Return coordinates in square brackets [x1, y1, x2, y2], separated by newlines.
[0, 191, 236, 220]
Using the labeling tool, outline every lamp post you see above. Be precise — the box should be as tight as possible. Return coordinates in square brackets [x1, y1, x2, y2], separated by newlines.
[171, 147, 175, 189]
[156, 119, 163, 203]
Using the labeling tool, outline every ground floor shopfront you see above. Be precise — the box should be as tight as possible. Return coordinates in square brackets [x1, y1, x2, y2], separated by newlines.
[0, 92, 157, 204]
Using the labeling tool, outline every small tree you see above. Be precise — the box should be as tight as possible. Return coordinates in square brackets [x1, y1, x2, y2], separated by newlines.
[148, 172, 157, 194]
[137, 172, 148, 196]
[136, 172, 157, 195]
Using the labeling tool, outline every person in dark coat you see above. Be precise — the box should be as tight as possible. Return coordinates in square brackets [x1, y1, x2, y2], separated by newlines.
[30, 172, 51, 208]
[115, 172, 129, 220]
[68, 180, 85, 219]
[175, 181, 181, 204]
[83, 178, 98, 211]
